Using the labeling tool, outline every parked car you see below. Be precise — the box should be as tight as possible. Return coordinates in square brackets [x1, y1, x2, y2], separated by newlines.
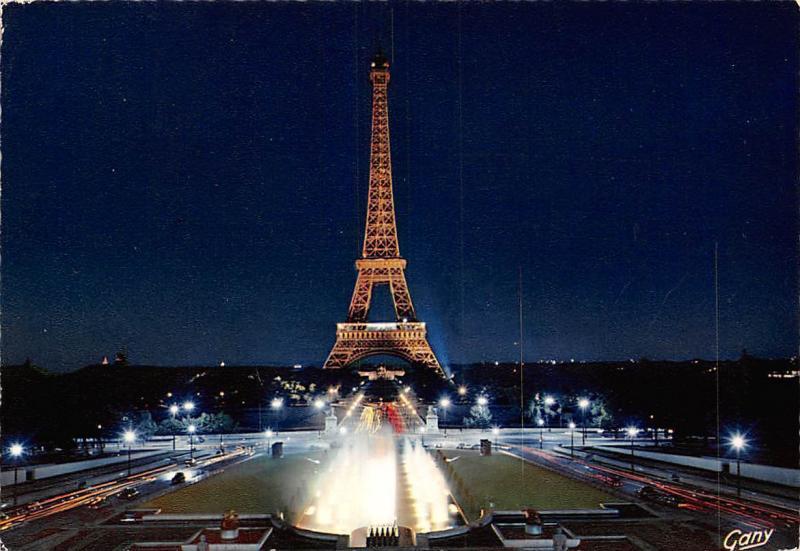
[598, 473, 623, 487]
[118, 488, 140, 500]
[88, 496, 108, 509]
[637, 485, 680, 506]
[171, 472, 186, 485]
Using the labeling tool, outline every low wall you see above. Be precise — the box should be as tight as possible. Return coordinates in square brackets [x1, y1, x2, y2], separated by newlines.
[739, 462, 800, 488]
[0, 468, 23, 487]
[24, 450, 165, 482]
[591, 445, 800, 488]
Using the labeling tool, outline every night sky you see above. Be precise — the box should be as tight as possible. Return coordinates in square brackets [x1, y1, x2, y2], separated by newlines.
[2, 3, 797, 372]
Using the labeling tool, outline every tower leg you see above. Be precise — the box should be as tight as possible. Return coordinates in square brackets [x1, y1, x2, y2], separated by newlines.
[388, 269, 416, 321]
[347, 272, 374, 323]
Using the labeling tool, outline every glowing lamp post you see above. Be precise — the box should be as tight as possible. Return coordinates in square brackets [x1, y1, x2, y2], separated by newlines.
[544, 395, 556, 431]
[578, 398, 590, 445]
[458, 385, 467, 398]
[439, 397, 451, 436]
[123, 430, 136, 477]
[187, 424, 196, 461]
[492, 426, 500, 448]
[9, 444, 24, 506]
[169, 404, 179, 451]
[271, 397, 284, 431]
[568, 422, 576, 458]
[313, 398, 325, 436]
[626, 426, 639, 472]
[730, 434, 747, 498]
[537, 418, 544, 449]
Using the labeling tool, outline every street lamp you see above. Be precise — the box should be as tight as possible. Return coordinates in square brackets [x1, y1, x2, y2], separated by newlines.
[439, 397, 451, 436]
[313, 398, 326, 436]
[568, 422, 576, 458]
[183, 401, 195, 413]
[730, 433, 747, 498]
[626, 426, 639, 472]
[9, 444, 24, 506]
[169, 404, 179, 451]
[537, 418, 544, 449]
[492, 426, 500, 449]
[270, 397, 284, 431]
[578, 398, 590, 446]
[187, 424, 196, 461]
[458, 385, 467, 397]
[123, 430, 136, 477]
[544, 396, 556, 431]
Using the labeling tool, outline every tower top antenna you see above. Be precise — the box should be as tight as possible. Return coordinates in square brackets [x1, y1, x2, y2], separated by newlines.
[371, 50, 390, 71]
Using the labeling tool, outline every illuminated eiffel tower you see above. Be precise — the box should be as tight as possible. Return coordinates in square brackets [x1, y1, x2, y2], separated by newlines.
[324, 52, 444, 378]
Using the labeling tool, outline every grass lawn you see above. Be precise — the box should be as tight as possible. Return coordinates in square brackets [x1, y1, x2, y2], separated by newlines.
[144, 453, 324, 520]
[439, 450, 614, 520]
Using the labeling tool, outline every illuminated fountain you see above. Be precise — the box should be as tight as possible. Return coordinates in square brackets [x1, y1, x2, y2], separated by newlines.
[302, 427, 397, 533]
[400, 439, 452, 533]
[298, 403, 455, 539]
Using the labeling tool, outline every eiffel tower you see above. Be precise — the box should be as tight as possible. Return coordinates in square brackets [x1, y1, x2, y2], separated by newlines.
[324, 52, 444, 378]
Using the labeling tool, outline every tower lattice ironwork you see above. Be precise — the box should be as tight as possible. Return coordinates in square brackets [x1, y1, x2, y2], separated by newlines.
[324, 53, 444, 377]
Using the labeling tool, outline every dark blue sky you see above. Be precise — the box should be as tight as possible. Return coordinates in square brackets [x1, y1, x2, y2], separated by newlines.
[2, 3, 797, 371]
